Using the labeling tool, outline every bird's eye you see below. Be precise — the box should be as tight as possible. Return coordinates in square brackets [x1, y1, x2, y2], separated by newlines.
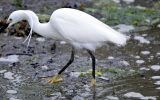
[9, 19, 12, 22]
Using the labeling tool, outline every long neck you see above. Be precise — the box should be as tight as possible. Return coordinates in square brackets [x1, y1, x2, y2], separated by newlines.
[25, 11, 62, 39]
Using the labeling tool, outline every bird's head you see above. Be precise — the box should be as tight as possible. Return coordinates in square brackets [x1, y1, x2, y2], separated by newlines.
[0, 10, 27, 33]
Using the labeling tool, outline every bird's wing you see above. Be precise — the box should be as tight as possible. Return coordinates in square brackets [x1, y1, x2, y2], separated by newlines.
[50, 8, 127, 45]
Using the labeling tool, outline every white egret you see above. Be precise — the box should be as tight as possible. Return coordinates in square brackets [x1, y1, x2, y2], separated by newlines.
[0, 8, 128, 85]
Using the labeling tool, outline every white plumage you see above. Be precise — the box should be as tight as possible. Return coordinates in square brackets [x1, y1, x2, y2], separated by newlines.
[7, 8, 127, 51]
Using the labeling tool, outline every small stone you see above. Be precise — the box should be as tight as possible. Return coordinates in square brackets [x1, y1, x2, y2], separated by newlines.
[140, 96, 157, 100]
[140, 67, 150, 71]
[120, 60, 130, 66]
[156, 52, 160, 56]
[0, 55, 19, 63]
[0, 70, 7, 74]
[112, 0, 120, 3]
[122, 0, 135, 4]
[9, 98, 21, 100]
[124, 92, 144, 99]
[154, 81, 160, 85]
[14, 36, 23, 40]
[70, 72, 81, 78]
[141, 51, 150, 55]
[72, 95, 84, 100]
[107, 96, 119, 100]
[4, 72, 14, 80]
[36, 37, 45, 42]
[60, 41, 67, 44]
[41, 65, 49, 71]
[6, 90, 17, 94]
[156, 87, 160, 90]
[99, 76, 109, 81]
[108, 56, 114, 60]
[81, 92, 91, 97]
[151, 65, 160, 71]
[151, 76, 160, 80]
[134, 36, 150, 44]
[50, 92, 62, 99]
[135, 56, 140, 59]
[136, 60, 145, 64]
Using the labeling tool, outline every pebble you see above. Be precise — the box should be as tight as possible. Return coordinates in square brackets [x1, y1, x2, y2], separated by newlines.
[140, 96, 157, 100]
[6, 90, 17, 94]
[151, 65, 160, 71]
[108, 56, 114, 60]
[41, 65, 49, 71]
[70, 72, 81, 78]
[99, 76, 109, 81]
[60, 41, 67, 44]
[4, 72, 14, 80]
[135, 55, 140, 59]
[156, 52, 160, 56]
[124, 92, 144, 99]
[156, 87, 160, 90]
[134, 36, 150, 44]
[9, 98, 21, 100]
[140, 67, 150, 71]
[136, 60, 145, 64]
[36, 37, 45, 42]
[122, 0, 135, 4]
[0, 55, 19, 63]
[72, 95, 84, 100]
[120, 60, 130, 66]
[154, 81, 160, 85]
[112, 0, 120, 3]
[107, 96, 119, 100]
[114, 24, 135, 33]
[151, 76, 160, 80]
[141, 51, 150, 55]
[50, 92, 62, 99]
[0, 70, 7, 74]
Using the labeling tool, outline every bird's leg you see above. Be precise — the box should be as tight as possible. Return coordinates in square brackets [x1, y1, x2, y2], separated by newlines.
[51, 42, 56, 54]
[48, 47, 75, 84]
[87, 50, 96, 86]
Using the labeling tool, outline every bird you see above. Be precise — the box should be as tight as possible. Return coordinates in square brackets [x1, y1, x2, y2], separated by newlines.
[0, 8, 128, 86]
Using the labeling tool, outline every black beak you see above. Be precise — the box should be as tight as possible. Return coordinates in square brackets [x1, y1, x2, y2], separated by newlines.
[0, 23, 9, 33]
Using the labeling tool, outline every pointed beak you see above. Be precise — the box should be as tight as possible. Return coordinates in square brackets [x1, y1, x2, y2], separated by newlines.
[0, 20, 11, 33]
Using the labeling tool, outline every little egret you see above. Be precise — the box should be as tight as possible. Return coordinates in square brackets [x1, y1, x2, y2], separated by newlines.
[0, 8, 128, 85]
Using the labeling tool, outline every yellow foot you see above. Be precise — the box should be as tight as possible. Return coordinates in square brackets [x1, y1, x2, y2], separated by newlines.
[48, 74, 63, 84]
[91, 79, 96, 86]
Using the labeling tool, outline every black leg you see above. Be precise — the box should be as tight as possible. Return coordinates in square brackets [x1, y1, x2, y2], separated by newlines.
[87, 50, 96, 79]
[58, 47, 75, 74]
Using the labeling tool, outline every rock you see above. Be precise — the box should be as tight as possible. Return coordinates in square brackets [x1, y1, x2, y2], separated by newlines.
[156, 52, 160, 56]
[151, 76, 160, 80]
[36, 37, 45, 42]
[141, 51, 150, 55]
[4, 72, 14, 80]
[154, 81, 160, 85]
[107, 96, 119, 100]
[41, 65, 49, 71]
[122, 0, 135, 4]
[9, 98, 21, 100]
[0, 70, 7, 74]
[136, 60, 145, 64]
[72, 95, 84, 100]
[50, 92, 62, 99]
[156, 87, 160, 90]
[151, 65, 160, 71]
[6, 90, 17, 94]
[140, 67, 150, 71]
[124, 92, 144, 99]
[0, 55, 19, 63]
[99, 76, 109, 81]
[70, 72, 81, 78]
[60, 41, 67, 44]
[114, 24, 135, 33]
[135, 55, 140, 59]
[120, 60, 130, 66]
[140, 96, 157, 100]
[134, 36, 150, 44]
[107, 56, 114, 60]
[112, 0, 120, 3]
